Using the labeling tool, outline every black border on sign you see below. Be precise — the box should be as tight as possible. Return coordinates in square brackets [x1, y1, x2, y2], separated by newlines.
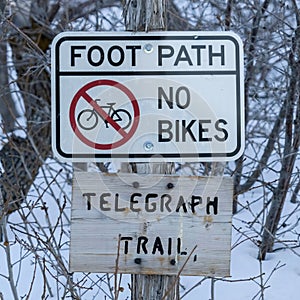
[53, 34, 243, 160]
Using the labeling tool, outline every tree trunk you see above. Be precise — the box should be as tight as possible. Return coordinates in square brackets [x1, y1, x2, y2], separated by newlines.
[122, 1, 179, 299]
[259, 21, 300, 260]
[233, 0, 271, 214]
[0, 38, 20, 133]
[0, 1, 52, 213]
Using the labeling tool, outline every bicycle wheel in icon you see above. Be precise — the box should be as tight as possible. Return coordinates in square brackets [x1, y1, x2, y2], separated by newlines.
[77, 109, 99, 130]
[111, 109, 132, 130]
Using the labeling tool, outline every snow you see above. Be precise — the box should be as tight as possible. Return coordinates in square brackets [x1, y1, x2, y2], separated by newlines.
[180, 214, 300, 300]
[0, 160, 300, 299]
[1, 2, 300, 298]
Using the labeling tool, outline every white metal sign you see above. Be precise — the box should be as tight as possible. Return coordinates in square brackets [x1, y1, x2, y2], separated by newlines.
[51, 31, 244, 162]
[70, 173, 233, 276]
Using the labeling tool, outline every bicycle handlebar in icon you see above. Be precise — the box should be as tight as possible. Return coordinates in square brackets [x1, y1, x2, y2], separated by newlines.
[77, 99, 132, 131]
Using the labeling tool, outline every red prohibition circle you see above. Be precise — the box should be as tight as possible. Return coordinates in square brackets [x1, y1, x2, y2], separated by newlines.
[69, 80, 140, 150]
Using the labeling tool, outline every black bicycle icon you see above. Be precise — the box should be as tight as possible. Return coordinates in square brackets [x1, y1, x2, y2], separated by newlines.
[77, 99, 132, 131]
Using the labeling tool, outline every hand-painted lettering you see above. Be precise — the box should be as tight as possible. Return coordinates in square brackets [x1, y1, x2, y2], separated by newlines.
[82, 192, 96, 210]
[120, 235, 188, 256]
[206, 197, 218, 215]
[100, 193, 111, 211]
[120, 236, 133, 254]
[175, 196, 188, 213]
[83, 193, 219, 215]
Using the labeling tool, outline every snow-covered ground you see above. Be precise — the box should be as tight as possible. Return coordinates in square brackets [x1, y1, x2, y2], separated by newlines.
[181, 198, 300, 300]
[1, 159, 300, 299]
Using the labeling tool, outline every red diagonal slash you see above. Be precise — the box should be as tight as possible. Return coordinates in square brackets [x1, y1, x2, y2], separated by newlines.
[69, 79, 139, 150]
[80, 91, 128, 137]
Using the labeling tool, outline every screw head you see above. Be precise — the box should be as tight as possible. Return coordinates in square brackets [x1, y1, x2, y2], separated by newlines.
[132, 181, 140, 188]
[144, 43, 153, 53]
[143, 141, 154, 151]
[170, 259, 176, 265]
[134, 258, 142, 264]
[167, 182, 174, 189]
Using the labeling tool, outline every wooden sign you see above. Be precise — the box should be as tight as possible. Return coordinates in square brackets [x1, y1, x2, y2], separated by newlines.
[70, 172, 233, 276]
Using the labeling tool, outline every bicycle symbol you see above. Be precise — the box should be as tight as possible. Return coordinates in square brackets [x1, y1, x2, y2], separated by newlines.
[77, 99, 132, 131]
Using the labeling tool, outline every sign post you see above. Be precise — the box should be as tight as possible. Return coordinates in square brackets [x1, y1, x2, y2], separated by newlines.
[51, 29, 244, 299]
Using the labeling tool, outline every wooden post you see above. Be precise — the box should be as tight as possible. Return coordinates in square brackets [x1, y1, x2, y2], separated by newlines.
[120, 163, 179, 299]
[123, 0, 166, 32]
[73, 163, 88, 172]
[122, 1, 179, 299]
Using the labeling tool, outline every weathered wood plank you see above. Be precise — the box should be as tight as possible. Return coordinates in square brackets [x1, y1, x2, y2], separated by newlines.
[70, 172, 233, 276]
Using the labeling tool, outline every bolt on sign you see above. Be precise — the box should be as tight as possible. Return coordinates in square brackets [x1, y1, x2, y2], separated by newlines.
[70, 173, 233, 276]
[51, 31, 244, 162]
